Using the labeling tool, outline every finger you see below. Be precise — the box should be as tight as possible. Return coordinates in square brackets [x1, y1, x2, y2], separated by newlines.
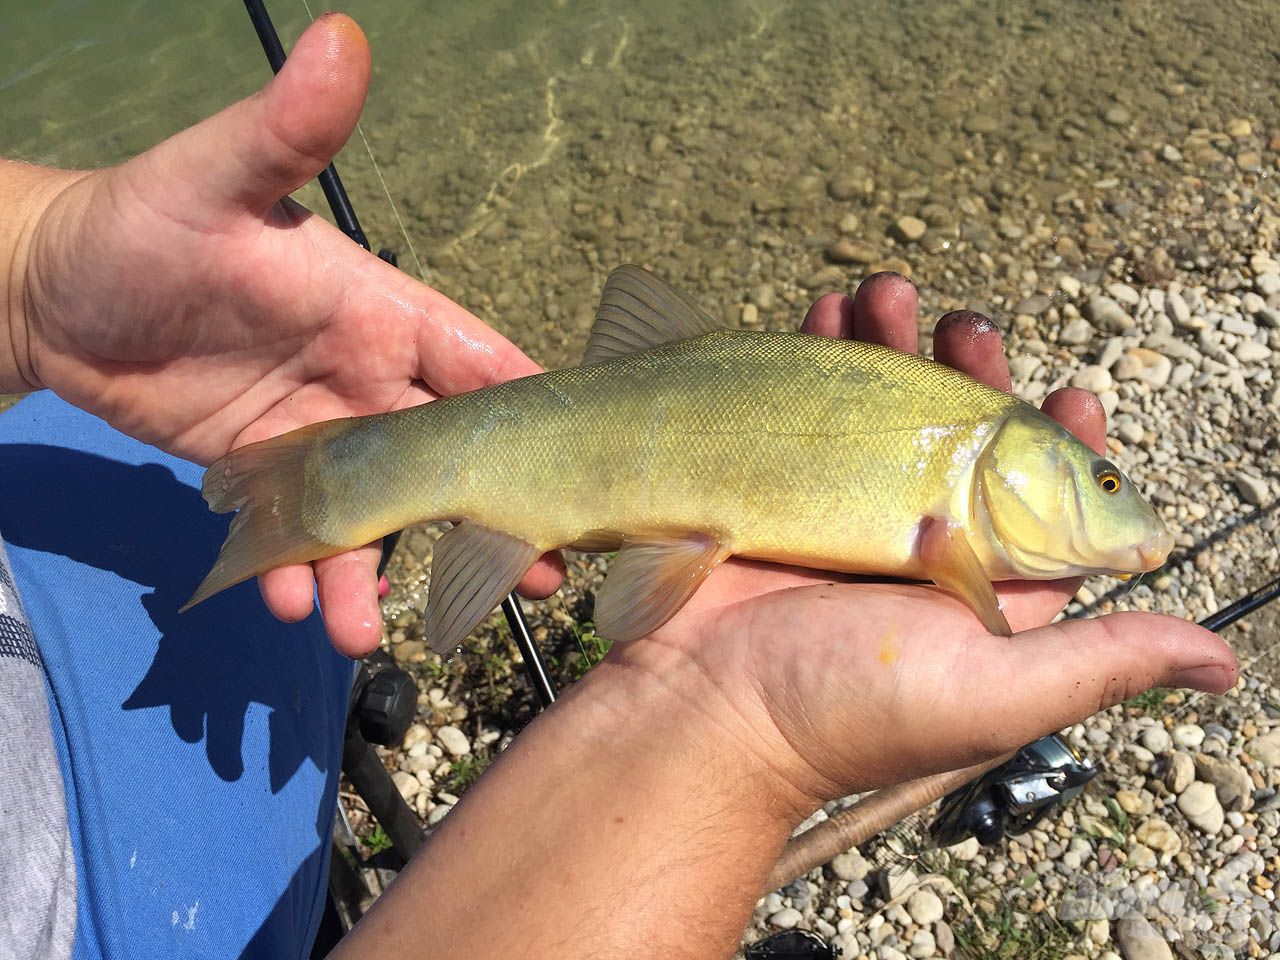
[140, 13, 371, 216]
[851, 272, 918, 353]
[260, 564, 316, 623]
[315, 543, 385, 657]
[801, 293, 855, 338]
[943, 613, 1237, 762]
[517, 552, 567, 600]
[1041, 387, 1107, 455]
[932, 311, 1012, 392]
[402, 277, 544, 395]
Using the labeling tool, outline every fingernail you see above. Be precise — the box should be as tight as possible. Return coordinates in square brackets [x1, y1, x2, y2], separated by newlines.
[1167, 664, 1230, 692]
[936, 310, 998, 336]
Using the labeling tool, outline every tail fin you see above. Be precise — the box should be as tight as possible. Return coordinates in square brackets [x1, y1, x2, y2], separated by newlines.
[182, 422, 339, 611]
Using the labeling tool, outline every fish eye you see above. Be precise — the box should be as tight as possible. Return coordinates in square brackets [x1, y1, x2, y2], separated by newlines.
[1093, 460, 1122, 494]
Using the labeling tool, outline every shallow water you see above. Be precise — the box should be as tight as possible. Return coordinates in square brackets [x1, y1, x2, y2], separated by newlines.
[2, 0, 1277, 370]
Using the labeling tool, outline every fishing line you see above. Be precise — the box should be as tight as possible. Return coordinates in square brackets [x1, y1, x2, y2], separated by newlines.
[298, 0, 427, 282]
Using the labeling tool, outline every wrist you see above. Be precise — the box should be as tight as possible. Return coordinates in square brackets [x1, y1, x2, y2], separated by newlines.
[600, 627, 825, 827]
[0, 160, 91, 393]
[342, 638, 816, 959]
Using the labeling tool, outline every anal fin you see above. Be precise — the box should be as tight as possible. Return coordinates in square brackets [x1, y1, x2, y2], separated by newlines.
[426, 523, 541, 655]
[919, 517, 1012, 637]
[594, 532, 730, 642]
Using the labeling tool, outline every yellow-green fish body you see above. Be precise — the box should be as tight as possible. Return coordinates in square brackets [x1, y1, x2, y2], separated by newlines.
[187, 266, 1171, 650]
[307, 332, 1007, 575]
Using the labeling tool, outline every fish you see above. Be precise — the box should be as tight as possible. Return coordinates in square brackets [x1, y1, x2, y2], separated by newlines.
[183, 265, 1173, 650]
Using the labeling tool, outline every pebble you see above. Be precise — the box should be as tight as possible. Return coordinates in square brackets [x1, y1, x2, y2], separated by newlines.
[1235, 474, 1269, 507]
[1235, 341, 1272, 363]
[1105, 282, 1140, 307]
[647, 133, 669, 155]
[750, 283, 776, 310]
[1177, 781, 1226, 834]
[1172, 724, 1206, 749]
[1115, 913, 1173, 960]
[831, 850, 870, 882]
[1248, 730, 1280, 767]
[1072, 364, 1114, 393]
[1103, 106, 1131, 127]
[827, 237, 879, 264]
[1140, 726, 1172, 754]
[1112, 349, 1172, 389]
[907, 889, 945, 925]
[1128, 844, 1158, 872]
[1164, 751, 1196, 794]
[1060, 317, 1095, 346]
[1134, 818, 1182, 858]
[880, 868, 918, 899]
[1086, 295, 1133, 333]
[1194, 753, 1255, 811]
[435, 725, 472, 757]
[892, 216, 927, 242]
[768, 907, 803, 929]
[908, 928, 936, 958]
[1165, 291, 1191, 326]
[1226, 118, 1252, 138]
[392, 770, 421, 801]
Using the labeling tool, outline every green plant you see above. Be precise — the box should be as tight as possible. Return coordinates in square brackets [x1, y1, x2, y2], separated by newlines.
[447, 754, 491, 793]
[1103, 796, 1130, 838]
[363, 824, 392, 855]
[568, 622, 613, 681]
[1124, 686, 1171, 716]
[954, 893, 1080, 959]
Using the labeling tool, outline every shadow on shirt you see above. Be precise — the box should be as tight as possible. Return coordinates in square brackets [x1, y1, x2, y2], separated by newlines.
[0, 443, 348, 790]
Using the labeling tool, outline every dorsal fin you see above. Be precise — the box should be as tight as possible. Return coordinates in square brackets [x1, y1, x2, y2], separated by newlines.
[584, 265, 723, 365]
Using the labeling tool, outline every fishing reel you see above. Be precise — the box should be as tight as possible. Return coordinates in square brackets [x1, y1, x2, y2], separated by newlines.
[930, 734, 1097, 847]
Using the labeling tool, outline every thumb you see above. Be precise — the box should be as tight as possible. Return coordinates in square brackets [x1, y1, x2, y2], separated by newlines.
[950, 612, 1238, 760]
[144, 13, 371, 215]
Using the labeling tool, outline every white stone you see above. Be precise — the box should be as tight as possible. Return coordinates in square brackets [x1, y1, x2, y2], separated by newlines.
[1105, 282, 1140, 306]
[435, 724, 472, 757]
[392, 770, 421, 801]
[1235, 474, 1269, 507]
[1140, 726, 1171, 754]
[1072, 364, 1114, 393]
[831, 850, 870, 882]
[1249, 730, 1280, 767]
[907, 889, 945, 925]
[1177, 781, 1225, 834]
[1235, 340, 1272, 363]
[1171, 724, 1205, 749]
[769, 907, 803, 929]
[1115, 913, 1173, 960]
[1134, 818, 1182, 858]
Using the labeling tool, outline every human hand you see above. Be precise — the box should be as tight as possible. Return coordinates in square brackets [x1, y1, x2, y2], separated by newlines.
[4, 15, 562, 655]
[609, 273, 1238, 810]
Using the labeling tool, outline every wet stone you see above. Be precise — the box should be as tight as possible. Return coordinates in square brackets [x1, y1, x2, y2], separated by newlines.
[827, 238, 879, 264]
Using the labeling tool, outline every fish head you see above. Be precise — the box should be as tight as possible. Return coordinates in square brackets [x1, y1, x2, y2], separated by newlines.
[974, 409, 1172, 579]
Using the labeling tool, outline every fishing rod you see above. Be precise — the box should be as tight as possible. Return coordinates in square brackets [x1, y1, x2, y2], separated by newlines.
[241, 0, 557, 712]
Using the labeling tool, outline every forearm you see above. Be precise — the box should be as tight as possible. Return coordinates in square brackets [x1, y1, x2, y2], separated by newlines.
[0, 159, 86, 393]
[333, 653, 813, 959]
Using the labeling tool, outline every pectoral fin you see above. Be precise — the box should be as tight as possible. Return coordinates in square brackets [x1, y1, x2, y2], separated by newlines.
[919, 517, 1012, 637]
[425, 523, 541, 655]
[594, 533, 730, 642]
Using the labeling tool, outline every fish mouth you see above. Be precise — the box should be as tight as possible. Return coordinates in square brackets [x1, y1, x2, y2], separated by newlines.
[1136, 529, 1174, 571]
